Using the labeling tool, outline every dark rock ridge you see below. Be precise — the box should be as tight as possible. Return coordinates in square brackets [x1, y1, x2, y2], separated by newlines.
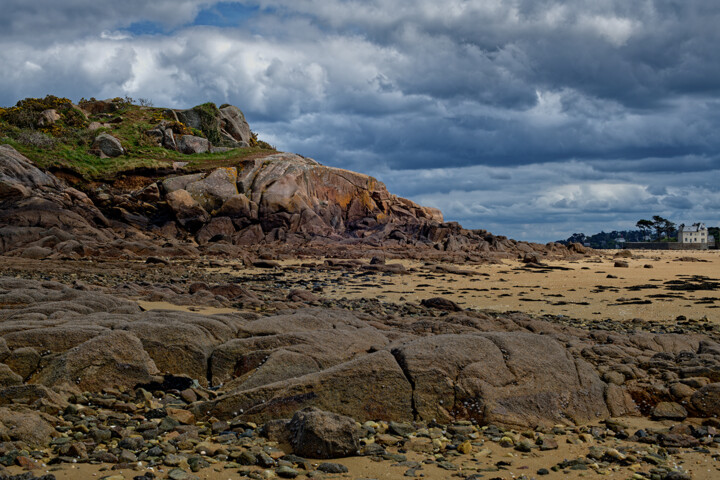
[0, 143, 584, 262]
[0, 144, 114, 257]
[2, 276, 720, 432]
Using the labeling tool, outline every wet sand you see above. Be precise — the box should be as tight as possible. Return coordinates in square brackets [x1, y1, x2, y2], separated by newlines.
[226, 250, 720, 324]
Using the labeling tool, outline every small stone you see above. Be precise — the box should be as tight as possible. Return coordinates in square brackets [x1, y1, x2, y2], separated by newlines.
[515, 439, 534, 452]
[405, 437, 433, 453]
[604, 448, 626, 462]
[537, 468, 550, 475]
[375, 433, 402, 446]
[238, 450, 258, 466]
[166, 408, 196, 425]
[15, 455, 39, 470]
[118, 450, 138, 463]
[388, 421, 415, 437]
[180, 388, 197, 403]
[257, 452, 276, 468]
[164, 454, 185, 467]
[317, 462, 349, 473]
[188, 456, 210, 472]
[276, 465, 299, 478]
[438, 461, 458, 471]
[457, 440, 473, 454]
[167, 468, 200, 480]
[539, 438, 558, 451]
[499, 436, 514, 447]
[361, 443, 386, 456]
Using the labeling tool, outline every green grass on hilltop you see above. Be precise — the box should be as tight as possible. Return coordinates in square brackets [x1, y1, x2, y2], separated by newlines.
[0, 95, 276, 181]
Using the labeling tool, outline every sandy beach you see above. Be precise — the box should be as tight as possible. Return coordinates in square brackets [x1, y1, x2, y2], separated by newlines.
[226, 250, 720, 325]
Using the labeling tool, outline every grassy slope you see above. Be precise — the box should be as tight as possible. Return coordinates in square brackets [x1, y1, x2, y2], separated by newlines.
[0, 97, 276, 181]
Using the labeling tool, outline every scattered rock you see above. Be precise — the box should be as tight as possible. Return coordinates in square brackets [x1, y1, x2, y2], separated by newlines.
[288, 407, 360, 458]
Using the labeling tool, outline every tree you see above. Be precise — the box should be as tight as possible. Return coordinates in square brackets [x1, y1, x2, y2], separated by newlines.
[652, 215, 670, 240]
[663, 219, 676, 240]
[636, 219, 653, 239]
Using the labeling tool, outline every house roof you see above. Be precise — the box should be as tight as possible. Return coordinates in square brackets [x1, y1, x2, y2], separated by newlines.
[679, 223, 707, 232]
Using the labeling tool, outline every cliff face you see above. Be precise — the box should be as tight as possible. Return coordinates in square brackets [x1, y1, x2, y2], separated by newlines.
[0, 144, 113, 256]
[158, 152, 444, 243]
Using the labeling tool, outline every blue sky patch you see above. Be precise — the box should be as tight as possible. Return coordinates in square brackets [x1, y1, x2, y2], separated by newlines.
[124, 20, 167, 36]
[193, 2, 261, 27]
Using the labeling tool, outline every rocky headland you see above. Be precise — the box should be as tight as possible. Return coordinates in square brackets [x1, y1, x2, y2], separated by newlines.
[0, 97, 718, 480]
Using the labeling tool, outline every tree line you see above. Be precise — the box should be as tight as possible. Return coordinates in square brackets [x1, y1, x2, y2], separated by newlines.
[560, 216, 718, 248]
[635, 215, 676, 241]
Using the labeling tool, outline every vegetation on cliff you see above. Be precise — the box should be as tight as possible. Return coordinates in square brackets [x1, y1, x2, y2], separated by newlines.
[0, 95, 276, 180]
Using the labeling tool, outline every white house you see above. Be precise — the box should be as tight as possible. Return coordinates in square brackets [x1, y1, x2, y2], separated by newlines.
[678, 223, 709, 244]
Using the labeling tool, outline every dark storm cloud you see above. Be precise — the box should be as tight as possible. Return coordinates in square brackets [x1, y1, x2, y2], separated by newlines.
[1, 0, 719, 241]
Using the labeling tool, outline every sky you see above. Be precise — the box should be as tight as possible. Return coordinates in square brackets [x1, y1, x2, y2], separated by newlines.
[1, 0, 719, 243]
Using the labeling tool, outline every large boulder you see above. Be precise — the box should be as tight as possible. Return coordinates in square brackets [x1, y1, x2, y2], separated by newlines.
[219, 105, 252, 146]
[91, 133, 124, 157]
[691, 383, 720, 416]
[178, 135, 210, 154]
[196, 216, 236, 244]
[3, 346, 40, 379]
[0, 384, 68, 409]
[288, 407, 359, 458]
[0, 407, 57, 446]
[216, 194, 258, 221]
[392, 332, 609, 427]
[37, 109, 61, 127]
[176, 103, 249, 147]
[184, 167, 239, 212]
[209, 310, 389, 388]
[194, 350, 414, 423]
[124, 312, 235, 385]
[162, 173, 205, 194]
[176, 103, 222, 145]
[166, 189, 210, 230]
[35, 330, 159, 391]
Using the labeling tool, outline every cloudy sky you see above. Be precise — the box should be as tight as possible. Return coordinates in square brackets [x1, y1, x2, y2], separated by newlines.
[2, 1, 719, 242]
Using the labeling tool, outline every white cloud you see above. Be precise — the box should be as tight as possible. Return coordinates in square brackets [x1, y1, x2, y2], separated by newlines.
[577, 15, 637, 46]
[1, 1, 720, 242]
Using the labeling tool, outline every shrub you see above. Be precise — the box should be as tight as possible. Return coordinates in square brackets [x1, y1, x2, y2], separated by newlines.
[1, 95, 85, 130]
[1, 106, 37, 129]
[169, 121, 192, 136]
[16, 131, 55, 149]
[58, 128, 95, 148]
